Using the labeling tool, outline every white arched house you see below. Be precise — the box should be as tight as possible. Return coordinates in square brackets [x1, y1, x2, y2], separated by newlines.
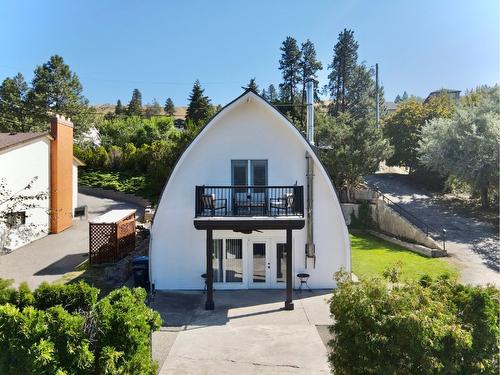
[150, 89, 350, 310]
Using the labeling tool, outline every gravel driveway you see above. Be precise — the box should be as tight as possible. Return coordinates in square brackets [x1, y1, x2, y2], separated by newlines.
[365, 173, 499, 286]
[0, 193, 143, 289]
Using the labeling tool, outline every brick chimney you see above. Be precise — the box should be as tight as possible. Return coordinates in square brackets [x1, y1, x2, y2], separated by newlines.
[50, 115, 74, 233]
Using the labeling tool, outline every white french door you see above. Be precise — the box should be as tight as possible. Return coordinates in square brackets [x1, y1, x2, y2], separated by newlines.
[248, 240, 271, 288]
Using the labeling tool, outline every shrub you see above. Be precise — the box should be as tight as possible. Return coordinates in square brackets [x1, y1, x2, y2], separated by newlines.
[94, 287, 162, 374]
[0, 280, 162, 374]
[0, 304, 94, 374]
[329, 271, 499, 374]
[33, 281, 99, 312]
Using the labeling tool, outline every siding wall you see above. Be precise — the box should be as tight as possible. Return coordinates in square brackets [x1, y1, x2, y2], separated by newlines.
[0, 139, 51, 249]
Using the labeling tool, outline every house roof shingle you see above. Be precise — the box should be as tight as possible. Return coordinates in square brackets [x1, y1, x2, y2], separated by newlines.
[0, 132, 52, 152]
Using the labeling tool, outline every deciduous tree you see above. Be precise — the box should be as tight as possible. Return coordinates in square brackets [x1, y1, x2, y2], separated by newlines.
[419, 86, 500, 208]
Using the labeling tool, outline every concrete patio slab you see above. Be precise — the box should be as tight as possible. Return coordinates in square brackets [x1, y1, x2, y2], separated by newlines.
[151, 290, 333, 375]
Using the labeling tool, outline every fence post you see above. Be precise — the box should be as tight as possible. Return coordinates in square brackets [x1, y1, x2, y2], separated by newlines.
[442, 229, 446, 251]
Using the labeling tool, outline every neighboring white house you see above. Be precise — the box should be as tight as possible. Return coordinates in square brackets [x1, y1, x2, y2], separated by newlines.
[0, 115, 83, 251]
[150, 89, 350, 310]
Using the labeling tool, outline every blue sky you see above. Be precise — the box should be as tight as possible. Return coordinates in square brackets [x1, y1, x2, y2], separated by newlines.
[0, 0, 498, 106]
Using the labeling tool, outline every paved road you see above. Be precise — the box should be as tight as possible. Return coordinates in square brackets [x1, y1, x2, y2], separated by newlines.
[0, 193, 143, 289]
[151, 290, 332, 374]
[365, 173, 499, 286]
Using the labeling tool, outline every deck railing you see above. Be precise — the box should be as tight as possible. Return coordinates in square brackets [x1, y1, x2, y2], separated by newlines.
[195, 185, 304, 217]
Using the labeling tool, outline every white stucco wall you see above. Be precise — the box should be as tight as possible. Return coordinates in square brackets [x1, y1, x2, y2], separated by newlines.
[150, 92, 350, 290]
[0, 138, 51, 250]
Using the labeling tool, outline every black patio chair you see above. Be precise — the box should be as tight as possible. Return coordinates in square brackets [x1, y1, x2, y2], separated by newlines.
[270, 193, 295, 215]
[201, 194, 227, 216]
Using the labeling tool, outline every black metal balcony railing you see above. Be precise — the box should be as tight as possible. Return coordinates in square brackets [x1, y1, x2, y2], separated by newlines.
[195, 185, 304, 217]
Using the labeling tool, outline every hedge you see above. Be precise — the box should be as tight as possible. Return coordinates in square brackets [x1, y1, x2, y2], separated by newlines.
[329, 271, 499, 374]
[0, 279, 162, 375]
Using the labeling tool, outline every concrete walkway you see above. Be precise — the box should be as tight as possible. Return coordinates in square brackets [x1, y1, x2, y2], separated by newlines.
[150, 290, 333, 375]
[0, 193, 143, 289]
[365, 173, 499, 286]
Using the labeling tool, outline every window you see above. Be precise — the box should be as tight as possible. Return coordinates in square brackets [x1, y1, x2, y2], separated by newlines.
[276, 243, 287, 283]
[251, 160, 268, 193]
[231, 160, 248, 193]
[212, 238, 243, 283]
[5, 212, 26, 229]
[231, 159, 268, 187]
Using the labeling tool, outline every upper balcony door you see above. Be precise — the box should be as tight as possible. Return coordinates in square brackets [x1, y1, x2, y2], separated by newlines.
[231, 159, 268, 187]
[231, 160, 268, 215]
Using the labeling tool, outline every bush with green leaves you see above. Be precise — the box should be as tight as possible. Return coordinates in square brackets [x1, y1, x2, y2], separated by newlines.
[33, 281, 99, 313]
[0, 280, 162, 375]
[329, 271, 499, 374]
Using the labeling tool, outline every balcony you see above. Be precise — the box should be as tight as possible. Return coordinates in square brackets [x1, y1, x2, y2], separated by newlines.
[195, 185, 304, 218]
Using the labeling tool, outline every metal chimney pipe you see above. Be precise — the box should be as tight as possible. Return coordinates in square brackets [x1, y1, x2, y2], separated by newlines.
[306, 79, 314, 145]
[305, 78, 316, 267]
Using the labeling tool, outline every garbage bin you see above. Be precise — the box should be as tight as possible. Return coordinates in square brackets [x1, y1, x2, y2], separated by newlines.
[132, 256, 149, 289]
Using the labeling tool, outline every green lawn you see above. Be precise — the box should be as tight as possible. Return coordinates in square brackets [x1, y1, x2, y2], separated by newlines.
[351, 231, 458, 281]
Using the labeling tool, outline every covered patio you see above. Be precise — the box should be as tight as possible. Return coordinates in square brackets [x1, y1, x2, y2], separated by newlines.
[194, 217, 305, 310]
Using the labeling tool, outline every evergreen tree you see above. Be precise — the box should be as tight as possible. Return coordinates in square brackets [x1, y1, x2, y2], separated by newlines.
[247, 78, 258, 91]
[395, 94, 402, 103]
[402, 91, 409, 101]
[127, 89, 143, 116]
[327, 29, 359, 115]
[267, 84, 278, 102]
[0, 73, 30, 132]
[28, 55, 92, 135]
[261, 88, 268, 100]
[278, 36, 301, 105]
[144, 99, 162, 118]
[164, 97, 175, 116]
[299, 39, 323, 103]
[114, 99, 124, 116]
[186, 80, 211, 126]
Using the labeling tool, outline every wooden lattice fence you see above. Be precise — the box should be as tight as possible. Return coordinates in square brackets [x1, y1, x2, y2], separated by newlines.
[89, 212, 136, 264]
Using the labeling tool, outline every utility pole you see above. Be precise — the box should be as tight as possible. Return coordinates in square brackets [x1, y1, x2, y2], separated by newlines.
[376, 63, 380, 128]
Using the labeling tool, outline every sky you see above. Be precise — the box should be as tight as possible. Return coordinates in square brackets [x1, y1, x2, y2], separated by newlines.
[0, 0, 499, 106]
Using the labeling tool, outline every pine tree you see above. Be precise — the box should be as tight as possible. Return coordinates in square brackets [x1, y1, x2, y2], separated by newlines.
[261, 88, 268, 100]
[327, 29, 359, 115]
[299, 39, 323, 103]
[186, 80, 211, 126]
[28, 54, 92, 135]
[115, 99, 124, 115]
[247, 78, 258, 91]
[402, 91, 409, 101]
[164, 97, 175, 116]
[267, 84, 278, 102]
[395, 94, 402, 103]
[278, 36, 301, 106]
[0, 73, 30, 132]
[127, 88, 143, 116]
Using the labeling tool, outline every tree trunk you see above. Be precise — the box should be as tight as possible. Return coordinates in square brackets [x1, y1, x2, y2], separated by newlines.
[481, 185, 489, 209]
